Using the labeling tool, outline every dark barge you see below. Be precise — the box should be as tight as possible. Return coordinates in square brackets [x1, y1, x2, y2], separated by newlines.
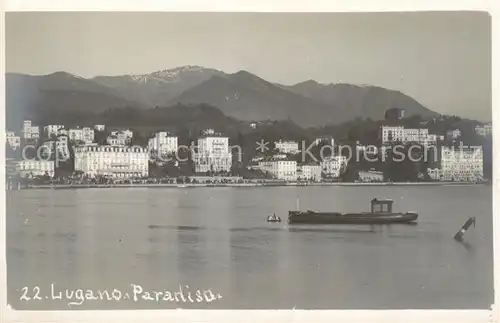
[288, 198, 418, 225]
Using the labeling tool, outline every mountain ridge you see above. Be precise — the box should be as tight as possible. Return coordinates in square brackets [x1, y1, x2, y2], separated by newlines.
[6, 66, 440, 128]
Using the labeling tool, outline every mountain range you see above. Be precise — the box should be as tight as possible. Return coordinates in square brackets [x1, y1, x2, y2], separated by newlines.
[6, 65, 439, 128]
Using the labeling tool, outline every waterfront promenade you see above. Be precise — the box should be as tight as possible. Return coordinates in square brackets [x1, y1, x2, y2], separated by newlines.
[12, 181, 485, 190]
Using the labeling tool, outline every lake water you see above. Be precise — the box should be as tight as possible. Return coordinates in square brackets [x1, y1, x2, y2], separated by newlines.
[6, 185, 493, 310]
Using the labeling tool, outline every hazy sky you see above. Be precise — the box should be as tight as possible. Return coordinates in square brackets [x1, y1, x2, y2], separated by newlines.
[6, 12, 491, 121]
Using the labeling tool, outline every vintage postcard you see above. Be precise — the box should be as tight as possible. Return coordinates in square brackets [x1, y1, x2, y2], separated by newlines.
[1, 2, 497, 323]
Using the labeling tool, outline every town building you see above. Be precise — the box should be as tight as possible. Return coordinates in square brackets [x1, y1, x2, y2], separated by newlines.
[403, 128, 429, 143]
[297, 164, 322, 182]
[74, 145, 149, 178]
[107, 135, 126, 146]
[193, 136, 232, 173]
[6, 131, 21, 150]
[22, 120, 40, 140]
[320, 156, 347, 178]
[17, 160, 55, 178]
[381, 126, 437, 146]
[258, 160, 297, 181]
[69, 127, 95, 144]
[274, 140, 300, 154]
[44, 125, 65, 139]
[41, 135, 70, 160]
[381, 126, 405, 143]
[475, 124, 492, 137]
[440, 146, 483, 182]
[94, 124, 106, 132]
[358, 170, 384, 182]
[148, 132, 178, 157]
[110, 129, 133, 145]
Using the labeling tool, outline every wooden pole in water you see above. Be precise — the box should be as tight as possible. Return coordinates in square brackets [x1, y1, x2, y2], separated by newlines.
[454, 217, 476, 241]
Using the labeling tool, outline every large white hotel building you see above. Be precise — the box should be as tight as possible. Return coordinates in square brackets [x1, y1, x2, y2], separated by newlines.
[74, 145, 149, 178]
[440, 146, 483, 182]
[381, 126, 437, 146]
[193, 135, 232, 173]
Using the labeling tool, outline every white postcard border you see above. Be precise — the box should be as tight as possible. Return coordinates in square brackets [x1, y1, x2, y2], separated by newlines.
[0, 1, 498, 322]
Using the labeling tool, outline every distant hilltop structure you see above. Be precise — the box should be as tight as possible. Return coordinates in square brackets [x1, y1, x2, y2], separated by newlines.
[384, 108, 405, 122]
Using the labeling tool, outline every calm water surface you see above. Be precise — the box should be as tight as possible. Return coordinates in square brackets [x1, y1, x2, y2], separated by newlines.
[7, 186, 493, 309]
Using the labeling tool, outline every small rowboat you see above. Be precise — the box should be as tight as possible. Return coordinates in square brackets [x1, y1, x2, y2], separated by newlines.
[267, 213, 282, 223]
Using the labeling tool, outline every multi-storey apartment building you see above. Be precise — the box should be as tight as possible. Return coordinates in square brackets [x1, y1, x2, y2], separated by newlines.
[381, 126, 405, 144]
[69, 127, 95, 143]
[148, 132, 178, 157]
[42, 135, 70, 160]
[297, 164, 322, 182]
[109, 130, 133, 145]
[193, 135, 232, 173]
[440, 146, 483, 182]
[44, 125, 65, 138]
[22, 120, 40, 140]
[320, 156, 347, 178]
[381, 126, 437, 146]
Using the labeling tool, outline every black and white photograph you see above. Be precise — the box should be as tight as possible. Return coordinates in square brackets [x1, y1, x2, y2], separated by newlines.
[3, 10, 494, 313]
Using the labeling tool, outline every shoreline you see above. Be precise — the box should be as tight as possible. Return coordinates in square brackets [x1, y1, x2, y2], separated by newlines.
[9, 181, 488, 190]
